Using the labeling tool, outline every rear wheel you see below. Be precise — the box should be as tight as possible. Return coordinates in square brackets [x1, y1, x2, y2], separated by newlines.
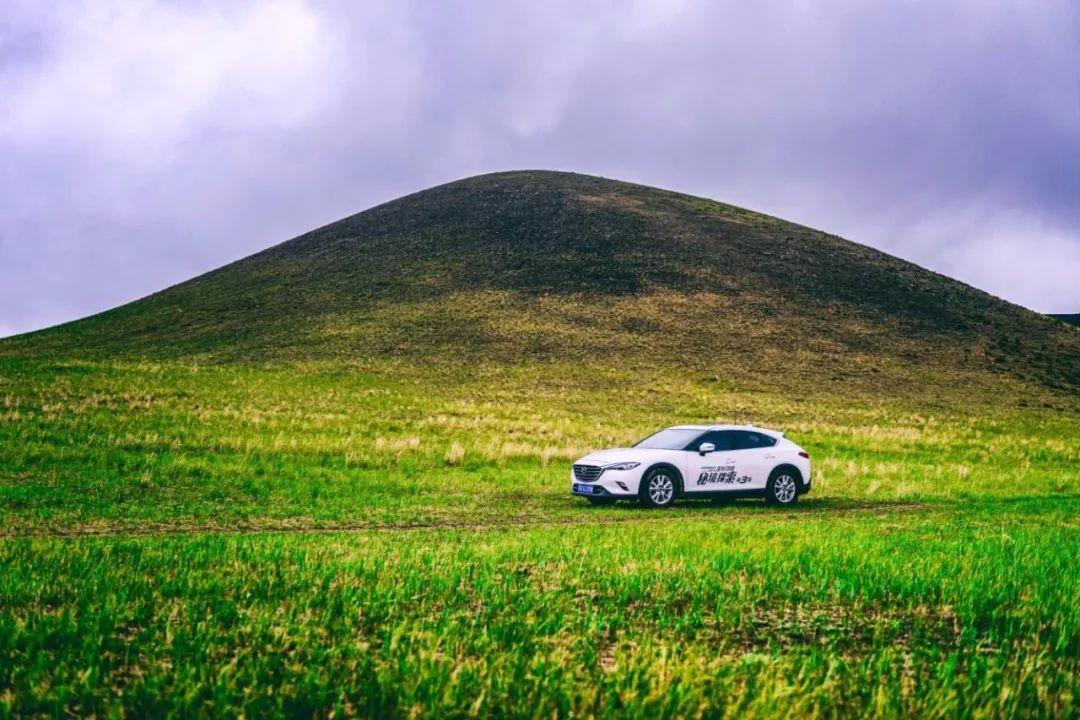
[640, 468, 678, 508]
[765, 468, 800, 506]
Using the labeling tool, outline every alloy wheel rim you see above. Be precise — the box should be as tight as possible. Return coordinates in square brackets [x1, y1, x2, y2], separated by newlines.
[649, 474, 674, 505]
[775, 475, 796, 503]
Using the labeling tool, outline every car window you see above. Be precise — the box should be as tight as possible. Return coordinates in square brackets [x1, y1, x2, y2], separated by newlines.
[686, 430, 735, 452]
[634, 428, 705, 450]
[731, 430, 777, 450]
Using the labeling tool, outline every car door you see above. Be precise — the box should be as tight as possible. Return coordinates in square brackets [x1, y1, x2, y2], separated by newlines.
[728, 430, 778, 490]
[684, 431, 743, 493]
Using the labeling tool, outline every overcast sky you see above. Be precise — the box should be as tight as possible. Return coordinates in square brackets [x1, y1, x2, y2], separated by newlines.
[2, 0, 1078, 338]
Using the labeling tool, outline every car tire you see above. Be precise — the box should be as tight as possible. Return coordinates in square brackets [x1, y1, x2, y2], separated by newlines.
[765, 468, 800, 506]
[586, 496, 617, 506]
[640, 467, 678, 509]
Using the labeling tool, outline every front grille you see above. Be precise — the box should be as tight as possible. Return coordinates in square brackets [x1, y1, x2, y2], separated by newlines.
[573, 464, 604, 482]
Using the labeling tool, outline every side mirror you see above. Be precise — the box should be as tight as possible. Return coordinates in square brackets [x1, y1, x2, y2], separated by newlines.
[698, 442, 715, 455]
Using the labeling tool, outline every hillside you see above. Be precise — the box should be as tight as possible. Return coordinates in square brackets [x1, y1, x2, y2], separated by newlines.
[3, 170, 1078, 390]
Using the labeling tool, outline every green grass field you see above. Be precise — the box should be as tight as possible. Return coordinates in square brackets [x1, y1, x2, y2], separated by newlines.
[2, 172, 1079, 717]
[2, 357, 1078, 718]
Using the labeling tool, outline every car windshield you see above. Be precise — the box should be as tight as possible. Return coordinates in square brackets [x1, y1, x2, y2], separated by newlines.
[634, 428, 703, 450]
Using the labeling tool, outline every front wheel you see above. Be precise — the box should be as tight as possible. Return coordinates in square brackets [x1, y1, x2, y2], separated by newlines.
[765, 469, 800, 506]
[640, 468, 678, 508]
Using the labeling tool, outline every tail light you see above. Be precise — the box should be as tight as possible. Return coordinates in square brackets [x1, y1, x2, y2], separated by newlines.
[798, 451, 810, 458]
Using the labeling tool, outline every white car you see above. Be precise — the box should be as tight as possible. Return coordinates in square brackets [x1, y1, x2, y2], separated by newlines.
[570, 425, 811, 508]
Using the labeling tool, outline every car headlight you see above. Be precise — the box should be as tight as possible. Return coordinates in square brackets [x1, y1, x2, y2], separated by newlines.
[604, 462, 640, 472]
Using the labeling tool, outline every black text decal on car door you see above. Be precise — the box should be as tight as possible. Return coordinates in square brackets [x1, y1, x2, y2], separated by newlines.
[697, 466, 752, 486]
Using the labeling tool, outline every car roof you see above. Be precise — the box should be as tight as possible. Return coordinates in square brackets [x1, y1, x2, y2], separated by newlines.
[668, 424, 784, 437]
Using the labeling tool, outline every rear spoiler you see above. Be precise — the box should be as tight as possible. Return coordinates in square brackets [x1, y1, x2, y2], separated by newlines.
[746, 424, 784, 438]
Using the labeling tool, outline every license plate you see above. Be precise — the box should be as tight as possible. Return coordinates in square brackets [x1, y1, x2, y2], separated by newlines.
[574, 483, 593, 494]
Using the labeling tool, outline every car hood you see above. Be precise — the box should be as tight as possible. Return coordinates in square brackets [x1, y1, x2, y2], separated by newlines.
[575, 448, 662, 465]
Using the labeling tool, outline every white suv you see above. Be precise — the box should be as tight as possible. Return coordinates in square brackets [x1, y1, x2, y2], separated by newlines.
[570, 425, 811, 508]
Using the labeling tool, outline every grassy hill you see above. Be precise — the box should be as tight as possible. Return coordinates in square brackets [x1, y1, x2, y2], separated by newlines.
[1, 171, 1078, 717]
[4, 170, 1078, 392]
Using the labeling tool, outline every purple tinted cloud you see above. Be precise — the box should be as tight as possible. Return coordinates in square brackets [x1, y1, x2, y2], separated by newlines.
[1, 0, 1078, 338]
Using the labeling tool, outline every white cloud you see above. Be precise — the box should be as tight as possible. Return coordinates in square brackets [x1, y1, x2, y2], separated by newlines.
[0, 0, 433, 339]
[928, 211, 1080, 314]
[1, 0, 333, 165]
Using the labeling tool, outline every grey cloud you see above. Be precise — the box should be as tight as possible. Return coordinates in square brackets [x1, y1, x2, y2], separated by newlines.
[1, 0, 1078, 338]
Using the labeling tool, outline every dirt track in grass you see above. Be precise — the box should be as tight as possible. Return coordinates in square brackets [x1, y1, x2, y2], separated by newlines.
[2, 498, 933, 539]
